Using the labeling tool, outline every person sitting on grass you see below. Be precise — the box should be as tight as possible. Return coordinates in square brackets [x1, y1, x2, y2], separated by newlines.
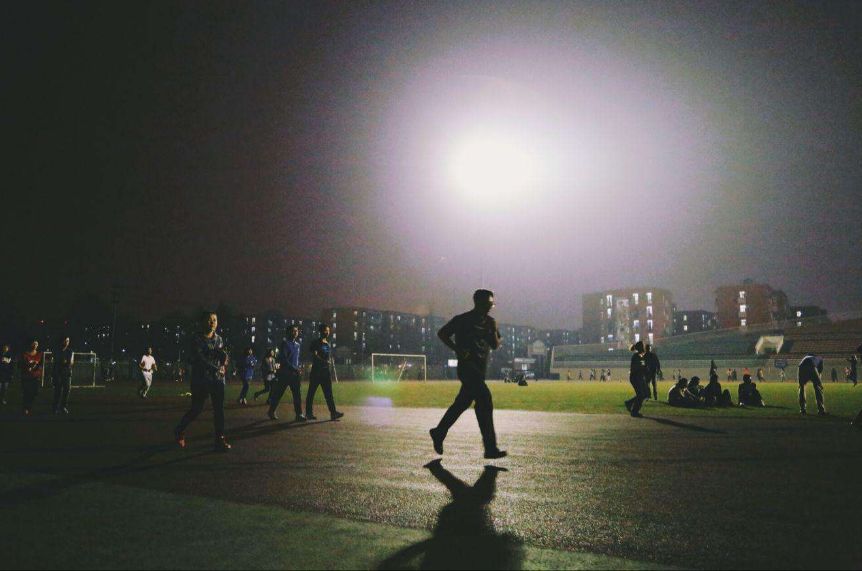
[668, 377, 700, 408]
[738, 373, 765, 408]
[687, 376, 705, 401]
[703, 371, 733, 407]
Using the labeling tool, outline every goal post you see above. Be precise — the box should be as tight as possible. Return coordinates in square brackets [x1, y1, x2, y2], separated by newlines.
[370, 353, 427, 382]
[41, 351, 101, 389]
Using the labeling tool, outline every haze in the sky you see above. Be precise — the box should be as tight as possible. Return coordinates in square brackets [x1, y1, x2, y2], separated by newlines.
[3, 1, 861, 328]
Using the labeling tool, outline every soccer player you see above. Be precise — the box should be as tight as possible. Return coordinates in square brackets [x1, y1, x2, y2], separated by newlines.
[624, 340, 650, 418]
[0, 344, 13, 405]
[174, 312, 231, 451]
[797, 353, 826, 416]
[52, 336, 74, 414]
[430, 289, 506, 460]
[254, 348, 277, 403]
[645, 344, 661, 400]
[237, 347, 257, 405]
[270, 325, 305, 421]
[305, 323, 344, 421]
[20, 338, 43, 416]
[138, 347, 157, 399]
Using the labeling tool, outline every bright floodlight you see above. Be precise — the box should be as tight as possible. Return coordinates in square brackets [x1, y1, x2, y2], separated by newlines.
[450, 135, 539, 203]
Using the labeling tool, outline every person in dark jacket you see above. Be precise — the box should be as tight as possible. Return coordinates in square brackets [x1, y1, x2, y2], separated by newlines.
[0, 344, 14, 405]
[625, 341, 650, 417]
[431, 289, 506, 459]
[174, 312, 231, 451]
[668, 377, 699, 408]
[52, 336, 74, 414]
[847, 354, 858, 387]
[798, 354, 826, 416]
[687, 376, 705, 402]
[738, 373, 765, 407]
[270, 325, 305, 421]
[305, 323, 344, 421]
[237, 347, 257, 405]
[703, 371, 733, 407]
[645, 344, 661, 400]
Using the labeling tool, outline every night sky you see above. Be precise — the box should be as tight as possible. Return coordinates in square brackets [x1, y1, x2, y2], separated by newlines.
[3, 1, 861, 328]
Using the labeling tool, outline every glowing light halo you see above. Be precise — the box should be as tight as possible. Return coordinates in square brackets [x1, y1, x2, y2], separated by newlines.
[449, 133, 540, 204]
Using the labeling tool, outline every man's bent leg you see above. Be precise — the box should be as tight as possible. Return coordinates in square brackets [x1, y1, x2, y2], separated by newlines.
[176, 385, 209, 433]
[436, 383, 473, 436]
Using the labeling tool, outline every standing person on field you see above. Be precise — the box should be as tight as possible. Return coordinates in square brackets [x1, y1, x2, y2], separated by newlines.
[20, 339, 43, 416]
[0, 344, 14, 405]
[52, 336, 74, 414]
[138, 347, 157, 399]
[797, 354, 827, 416]
[174, 312, 232, 451]
[430, 289, 507, 460]
[847, 354, 858, 387]
[625, 340, 650, 418]
[305, 323, 344, 421]
[254, 348, 277, 403]
[270, 326, 305, 421]
[237, 347, 257, 405]
[645, 344, 661, 401]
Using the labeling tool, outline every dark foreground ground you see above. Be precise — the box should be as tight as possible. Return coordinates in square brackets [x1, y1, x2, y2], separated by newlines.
[1, 386, 861, 569]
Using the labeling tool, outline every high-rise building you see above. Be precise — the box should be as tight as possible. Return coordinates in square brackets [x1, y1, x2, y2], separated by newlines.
[715, 281, 790, 329]
[582, 288, 674, 347]
[673, 310, 717, 335]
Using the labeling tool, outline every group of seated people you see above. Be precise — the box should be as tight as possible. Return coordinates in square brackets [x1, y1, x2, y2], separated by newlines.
[668, 372, 765, 408]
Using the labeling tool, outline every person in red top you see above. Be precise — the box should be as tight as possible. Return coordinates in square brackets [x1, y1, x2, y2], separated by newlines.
[20, 338, 43, 416]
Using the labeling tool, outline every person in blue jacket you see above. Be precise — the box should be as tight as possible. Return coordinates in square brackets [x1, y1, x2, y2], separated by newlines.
[237, 347, 257, 405]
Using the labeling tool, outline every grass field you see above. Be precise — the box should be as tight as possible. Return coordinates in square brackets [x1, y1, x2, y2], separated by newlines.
[3, 379, 862, 569]
[12, 378, 861, 419]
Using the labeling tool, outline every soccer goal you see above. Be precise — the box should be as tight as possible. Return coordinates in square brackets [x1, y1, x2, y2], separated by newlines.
[41, 351, 101, 389]
[371, 353, 427, 382]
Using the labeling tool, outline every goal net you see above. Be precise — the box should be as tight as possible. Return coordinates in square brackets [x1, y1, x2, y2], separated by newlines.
[41, 351, 101, 388]
[371, 353, 427, 382]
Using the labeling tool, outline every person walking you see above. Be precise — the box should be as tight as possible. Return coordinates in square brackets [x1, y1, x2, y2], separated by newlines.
[430, 289, 506, 460]
[254, 348, 277, 403]
[645, 344, 661, 400]
[270, 325, 305, 421]
[174, 312, 232, 451]
[625, 340, 650, 418]
[52, 336, 74, 414]
[237, 347, 257, 405]
[847, 354, 858, 387]
[798, 354, 827, 416]
[305, 323, 344, 421]
[0, 344, 14, 405]
[20, 338, 43, 416]
[138, 347, 157, 399]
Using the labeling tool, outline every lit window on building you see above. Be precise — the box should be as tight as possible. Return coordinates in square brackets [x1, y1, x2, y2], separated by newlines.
[740, 304, 747, 314]
[607, 308, 612, 318]
[634, 333, 640, 342]
[648, 333, 654, 344]
[797, 321, 802, 327]
[683, 315, 688, 321]
[647, 320, 653, 332]
[633, 319, 640, 329]
[796, 310, 802, 317]
[646, 292, 653, 303]
[647, 306, 653, 317]
[683, 325, 688, 332]
[741, 319, 747, 327]
[633, 293, 639, 304]
[606, 294, 613, 306]
[739, 291, 746, 300]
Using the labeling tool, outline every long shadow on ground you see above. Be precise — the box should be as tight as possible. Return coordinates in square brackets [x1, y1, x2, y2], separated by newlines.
[378, 460, 524, 570]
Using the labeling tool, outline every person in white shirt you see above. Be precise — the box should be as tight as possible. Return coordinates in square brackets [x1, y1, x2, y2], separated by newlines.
[138, 347, 157, 399]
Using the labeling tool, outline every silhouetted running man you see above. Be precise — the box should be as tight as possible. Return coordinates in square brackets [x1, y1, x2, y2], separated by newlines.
[430, 289, 506, 460]
[174, 312, 232, 451]
[798, 353, 827, 416]
[625, 340, 650, 417]
[378, 460, 522, 570]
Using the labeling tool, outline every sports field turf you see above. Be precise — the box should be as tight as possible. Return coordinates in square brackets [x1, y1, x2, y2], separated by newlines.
[2, 380, 862, 569]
